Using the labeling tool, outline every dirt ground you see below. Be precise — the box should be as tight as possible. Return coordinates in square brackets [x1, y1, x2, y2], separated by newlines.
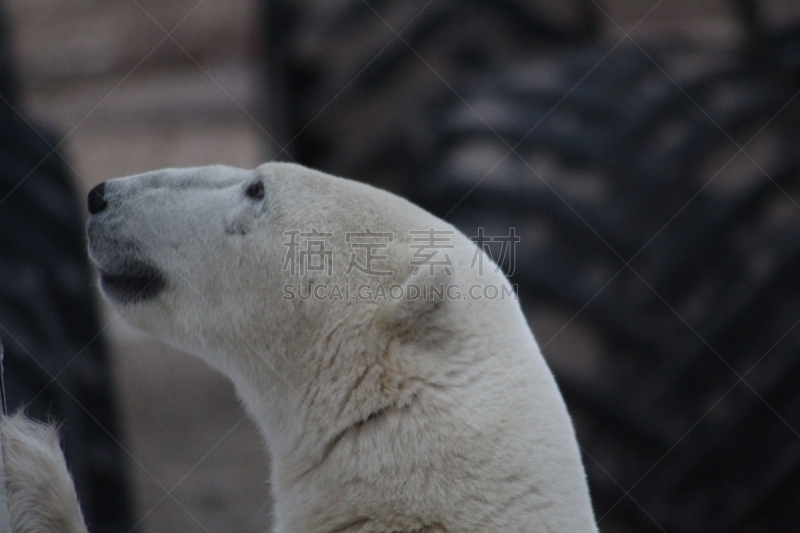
[5, 1, 795, 531]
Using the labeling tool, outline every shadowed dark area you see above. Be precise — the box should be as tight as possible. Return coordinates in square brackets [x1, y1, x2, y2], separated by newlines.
[99, 262, 166, 305]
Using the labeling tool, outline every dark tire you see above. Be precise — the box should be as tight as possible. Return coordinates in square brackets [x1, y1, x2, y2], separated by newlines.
[420, 40, 800, 532]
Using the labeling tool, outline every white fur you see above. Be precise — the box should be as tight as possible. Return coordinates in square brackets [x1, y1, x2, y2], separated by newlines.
[1, 415, 88, 533]
[5, 162, 598, 532]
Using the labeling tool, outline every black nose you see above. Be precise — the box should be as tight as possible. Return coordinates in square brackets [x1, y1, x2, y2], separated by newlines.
[87, 182, 107, 215]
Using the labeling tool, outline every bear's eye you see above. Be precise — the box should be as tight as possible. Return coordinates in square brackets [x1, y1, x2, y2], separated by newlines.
[245, 180, 265, 200]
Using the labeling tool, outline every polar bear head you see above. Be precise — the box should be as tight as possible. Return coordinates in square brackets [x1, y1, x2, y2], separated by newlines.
[86, 163, 464, 382]
[86, 162, 597, 532]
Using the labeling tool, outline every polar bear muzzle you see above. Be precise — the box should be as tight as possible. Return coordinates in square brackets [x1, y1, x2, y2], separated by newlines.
[86, 178, 168, 305]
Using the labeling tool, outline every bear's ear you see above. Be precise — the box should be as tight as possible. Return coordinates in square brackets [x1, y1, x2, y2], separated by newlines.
[376, 266, 454, 342]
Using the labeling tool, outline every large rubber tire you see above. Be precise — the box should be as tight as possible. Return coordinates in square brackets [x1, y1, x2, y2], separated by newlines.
[418, 40, 800, 532]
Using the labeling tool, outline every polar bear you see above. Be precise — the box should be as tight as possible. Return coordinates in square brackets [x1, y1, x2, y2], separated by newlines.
[3, 162, 598, 532]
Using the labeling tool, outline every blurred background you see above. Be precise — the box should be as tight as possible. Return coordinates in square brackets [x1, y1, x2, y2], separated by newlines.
[1, 0, 800, 532]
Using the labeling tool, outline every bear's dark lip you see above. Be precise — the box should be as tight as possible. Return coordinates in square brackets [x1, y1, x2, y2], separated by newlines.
[99, 262, 166, 305]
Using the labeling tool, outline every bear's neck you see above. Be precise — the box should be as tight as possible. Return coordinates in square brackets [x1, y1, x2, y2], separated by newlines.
[225, 339, 412, 483]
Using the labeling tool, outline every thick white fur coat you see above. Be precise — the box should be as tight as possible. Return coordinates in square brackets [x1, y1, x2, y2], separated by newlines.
[1, 415, 87, 533]
[2, 163, 598, 532]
